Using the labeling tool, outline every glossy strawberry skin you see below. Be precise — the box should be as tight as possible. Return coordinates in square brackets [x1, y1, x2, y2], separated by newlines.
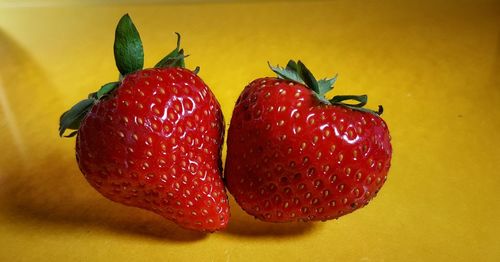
[225, 77, 392, 222]
[76, 67, 229, 232]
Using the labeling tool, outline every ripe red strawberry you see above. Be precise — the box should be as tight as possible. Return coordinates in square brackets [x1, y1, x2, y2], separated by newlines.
[225, 60, 392, 222]
[59, 14, 229, 232]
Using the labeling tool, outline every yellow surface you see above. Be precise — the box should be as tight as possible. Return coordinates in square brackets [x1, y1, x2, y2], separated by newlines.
[0, 0, 499, 261]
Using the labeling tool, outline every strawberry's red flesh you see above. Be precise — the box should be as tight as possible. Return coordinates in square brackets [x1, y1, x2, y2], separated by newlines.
[225, 77, 392, 222]
[77, 67, 229, 231]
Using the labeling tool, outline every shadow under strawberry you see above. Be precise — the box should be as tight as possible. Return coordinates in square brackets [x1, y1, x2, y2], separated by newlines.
[0, 28, 205, 242]
[1, 153, 206, 242]
[223, 195, 320, 237]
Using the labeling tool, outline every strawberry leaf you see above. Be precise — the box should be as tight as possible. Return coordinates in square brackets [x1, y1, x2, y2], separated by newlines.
[268, 60, 383, 115]
[330, 95, 384, 115]
[269, 60, 323, 94]
[296, 60, 319, 93]
[155, 33, 187, 68]
[96, 82, 119, 99]
[59, 82, 119, 138]
[330, 95, 367, 107]
[114, 14, 144, 76]
[268, 62, 305, 84]
[286, 60, 299, 72]
[59, 99, 95, 137]
[64, 131, 78, 138]
[317, 75, 337, 96]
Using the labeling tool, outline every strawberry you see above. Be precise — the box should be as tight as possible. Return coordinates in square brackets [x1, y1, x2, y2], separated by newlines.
[59, 14, 229, 232]
[225, 60, 392, 222]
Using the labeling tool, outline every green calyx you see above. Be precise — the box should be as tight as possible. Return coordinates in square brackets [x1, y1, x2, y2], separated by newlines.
[59, 81, 119, 137]
[155, 32, 187, 68]
[269, 60, 383, 115]
[59, 14, 192, 137]
[114, 14, 144, 76]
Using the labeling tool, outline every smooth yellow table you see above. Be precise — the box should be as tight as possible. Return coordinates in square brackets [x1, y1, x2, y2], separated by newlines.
[0, 0, 499, 261]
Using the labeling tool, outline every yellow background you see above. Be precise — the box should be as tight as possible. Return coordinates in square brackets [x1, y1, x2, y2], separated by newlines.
[0, 0, 499, 261]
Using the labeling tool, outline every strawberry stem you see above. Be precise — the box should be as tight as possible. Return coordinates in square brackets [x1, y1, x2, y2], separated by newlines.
[269, 60, 383, 115]
[155, 32, 188, 68]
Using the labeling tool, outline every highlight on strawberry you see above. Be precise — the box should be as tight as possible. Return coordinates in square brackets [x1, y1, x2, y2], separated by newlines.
[59, 14, 229, 232]
[225, 60, 392, 222]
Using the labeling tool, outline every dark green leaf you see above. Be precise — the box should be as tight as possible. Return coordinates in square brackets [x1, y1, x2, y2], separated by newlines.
[285, 60, 298, 72]
[64, 131, 78, 138]
[88, 92, 97, 99]
[156, 52, 187, 68]
[317, 74, 338, 96]
[377, 105, 384, 115]
[59, 99, 95, 137]
[114, 14, 144, 76]
[330, 95, 382, 115]
[193, 66, 200, 75]
[267, 60, 382, 114]
[96, 82, 119, 99]
[155, 32, 186, 68]
[178, 49, 186, 68]
[297, 60, 319, 93]
[330, 94, 368, 107]
[268, 62, 304, 84]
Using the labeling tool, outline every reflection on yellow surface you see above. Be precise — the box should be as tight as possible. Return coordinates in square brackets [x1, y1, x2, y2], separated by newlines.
[0, 0, 499, 261]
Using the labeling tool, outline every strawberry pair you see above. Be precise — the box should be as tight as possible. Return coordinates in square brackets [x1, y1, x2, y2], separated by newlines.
[59, 14, 392, 232]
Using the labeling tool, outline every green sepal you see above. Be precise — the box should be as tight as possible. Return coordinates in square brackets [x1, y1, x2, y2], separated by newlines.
[87, 82, 119, 100]
[329, 94, 383, 115]
[64, 131, 78, 138]
[269, 60, 321, 93]
[268, 60, 383, 116]
[114, 14, 144, 76]
[377, 105, 384, 114]
[59, 83, 119, 138]
[59, 99, 95, 137]
[317, 74, 337, 96]
[285, 60, 299, 72]
[296, 60, 319, 93]
[268, 61, 304, 84]
[155, 32, 187, 68]
[330, 95, 368, 107]
[96, 82, 119, 99]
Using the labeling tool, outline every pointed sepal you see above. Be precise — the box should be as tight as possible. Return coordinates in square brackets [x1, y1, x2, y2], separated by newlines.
[96, 82, 120, 99]
[59, 99, 95, 137]
[114, 14, 144, 76]
[317, 74, 337, 96]
[268, 60, 383, 116]
[269, 60, 331, 95]
[296, 60, 319, 93]
[155, 32, 187, 68]
[268, 61, 304, 84]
